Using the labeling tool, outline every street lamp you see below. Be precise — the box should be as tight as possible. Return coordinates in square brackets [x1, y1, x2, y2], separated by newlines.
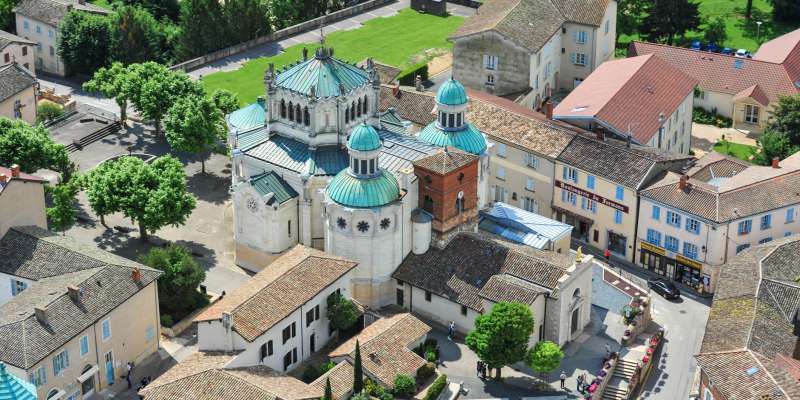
[756, 21, 763, 43]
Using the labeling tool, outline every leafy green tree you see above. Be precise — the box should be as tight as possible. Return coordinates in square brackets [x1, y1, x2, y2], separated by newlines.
[327, 292, 358, 331]
[768, 94, 800, 147]
[83, 62, 134, 122]
[85, 155, 196, 240]
[212, 89, 241, 115]
[465, 302, 534, 379]
[268, 0, 302, 29]
[615, 0, 648, 39]
[0, 118, 72, 177]
[753, 129, 797, 166]
[110, 6, 171, 65]
[36, 101, 64, 124]
[353, 340, 364, 393]
[323, 377, 333, 400]
[139, 244, 207, 319]
[177, 0, 228, 59]
[57, 10, 112, 74]
[223, 0, 270, 45]
[47, 179, 80, 233]
[526, 340, 564, 378]
[122, 0, 180, 21]
[746, 0, 753, 19]
[393, 375, 415, 396]
[703, 16, 727, 45]
[165, 96, 225, 173]
[641, 0, 701, 45]
[769, 0, 800, 22]
[0, 0, 18, 31]
[128, 62, 204, 135]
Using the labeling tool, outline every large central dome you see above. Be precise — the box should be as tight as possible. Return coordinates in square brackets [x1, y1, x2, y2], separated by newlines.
[275, 48, 370, 97]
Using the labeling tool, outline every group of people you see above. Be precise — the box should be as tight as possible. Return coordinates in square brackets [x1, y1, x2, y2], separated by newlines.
[476, 360, 489, 380]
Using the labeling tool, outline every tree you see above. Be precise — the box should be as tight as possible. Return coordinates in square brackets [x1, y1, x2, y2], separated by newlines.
[767, 94, 800, 147]
[57, 10, 112, 74]
[641, 0, 701, 45]
[122, 0, 180, 21]
[323, 377, 333, 400]
[703, 16, 727, 46]
[616, 0, 648, 38]
[526, 341, 564, 378]
[36, 101, 64, 124]
[128, 62, 204, 135]
[212, 89, 241, 115]
[746, 0, 754, 19]
[47, 179, 80, 233]
[753, 129, 797, 166]
[327, 292, 359, 332]
[268, 0, 303, 29]
[83, 62, 134, 122]
[0, 118, 72, 177]
[353, 340, 364, 393]
[0, 0, 19, 31]
[465, 302, 534, 379]
[769, 0, 800, 23]
[139, 244, 207, 319]
[223, 0, 270, 45]
[110, 6, 172, 65]
[393, 375, 415, 396]
[165, 96, 225, 173]
[177, 0, 228, 59]
[85, 155, 196, 240]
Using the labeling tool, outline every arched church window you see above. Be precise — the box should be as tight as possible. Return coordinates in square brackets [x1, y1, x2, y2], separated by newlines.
[280, 100, 287, 118]
[455, 197, 464, 214]
[363, 95, 368, 114]
[357, 98, 362, 117]
[458, 172, 464, 183]
[288, 102, 294, 121]
[380, 218, 391, 230]
[303, 107, 310, 126]
[350, 101, 356, 121]
[448, 113, 455, 128]
[295, 104, 302, 123]
[424, 175, 432, 184]
[345, 106, 350, 123]
[357, 221, 370, 232]
[337, 217, 347, 229]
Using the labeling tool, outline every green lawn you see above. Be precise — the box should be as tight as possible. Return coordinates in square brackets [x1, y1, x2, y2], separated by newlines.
[712, 140, 757, 161]
[619, 0, 800, 52]
[202, 8, 464, 105]
[89, 0, 113, 9]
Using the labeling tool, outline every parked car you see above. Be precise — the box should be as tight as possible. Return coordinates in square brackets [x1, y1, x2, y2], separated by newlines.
[735, 49, 752, 58]
[690, 41, 702, 51]
[721, 47, 733, 56]
[706, 42, 718, 52]
[648, 278, 681, 299]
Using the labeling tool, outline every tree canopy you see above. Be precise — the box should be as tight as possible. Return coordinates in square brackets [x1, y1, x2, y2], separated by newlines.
[128, 62, 204, 135]
[110, 5, 174, 65]
[465, 302, 534, 379]
[769, 0, 800, 23]
[211, 89, 241, 115]
[703, 16, 727, 45]
[327, 292, 359, 332]
[0, 118, 72, 177]
[768, 95, 800, 147]
[353, 340, 364, 393]
[526, 340, 564, 376]
[139, 244, 207, 319]
[754, 129, 797, 166]
[641, 0, 701, 45]
[57, 10, 112, 74]
[47, 179, 81, 233]
[165, 96, 226, 173]
[83, 62, 135, 122]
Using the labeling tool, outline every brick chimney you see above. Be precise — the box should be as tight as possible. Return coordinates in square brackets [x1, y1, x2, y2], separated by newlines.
[67, 285, 81, 301]
[772, 157, 781, 169]
[131, 268, 141, 283]
[392, 82, 400, 97]
[679, 175, 689, 190]
[34, 307, 48, 325]
[415, 75, 423, 92]
[0, 174, 7, 185]
[545, 100, 553, 120]
[10, 164, 20, 177]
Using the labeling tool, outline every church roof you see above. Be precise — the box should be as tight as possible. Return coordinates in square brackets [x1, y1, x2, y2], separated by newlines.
[228, 99, 266, 132]
[0, 362, 36, 400]
[275, 49, 370, 97]
[417, 122, 487, 155]
[347, 123, 382, 152]
[250, 171, 298, 205]
[327, 169, 400, 208]
[435, 78, 468, 106]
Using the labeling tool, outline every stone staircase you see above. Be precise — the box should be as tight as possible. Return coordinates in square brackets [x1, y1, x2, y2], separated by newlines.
[65, 121, 122, 153]
[602, 358, 638, 400]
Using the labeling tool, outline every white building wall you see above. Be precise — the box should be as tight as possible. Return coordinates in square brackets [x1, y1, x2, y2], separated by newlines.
[1, 42, 35, 75]
[15, 15, 62, 76]
[0, 272, 34, 305]
[645, 93, 694, 154]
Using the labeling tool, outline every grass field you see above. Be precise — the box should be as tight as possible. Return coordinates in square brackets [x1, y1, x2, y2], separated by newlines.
[619, 0, 799, 53]
[202, 8, 464, 105]
[712, 140, 757, 161]
[89, 0, 113, 9]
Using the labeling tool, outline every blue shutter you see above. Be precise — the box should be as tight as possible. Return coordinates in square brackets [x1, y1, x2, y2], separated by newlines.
[562, 166, 568, 180]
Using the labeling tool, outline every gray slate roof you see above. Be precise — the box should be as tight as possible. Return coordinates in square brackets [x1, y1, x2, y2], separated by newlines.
[0, 30, 34, 51]
[0, 63, 35, 103]
[392, 232, 568, 311]
[0, 226, 160, 369]
[14, 0, 109, 26]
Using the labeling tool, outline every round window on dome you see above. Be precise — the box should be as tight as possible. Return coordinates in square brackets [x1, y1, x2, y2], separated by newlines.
[337, 217, 347, 229]
[357, 221, 370, 233]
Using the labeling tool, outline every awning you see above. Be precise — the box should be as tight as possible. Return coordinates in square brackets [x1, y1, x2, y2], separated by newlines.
[76, 365, 99, 383]
[46, 389, 67, 399]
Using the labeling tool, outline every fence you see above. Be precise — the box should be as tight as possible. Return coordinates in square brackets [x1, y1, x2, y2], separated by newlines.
[170, 0, 395, 72]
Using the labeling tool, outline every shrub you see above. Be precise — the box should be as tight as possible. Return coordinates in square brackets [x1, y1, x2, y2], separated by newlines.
[397, 62, 428, 86]
[426, 351, 437, 363]
[140, 244, 208, 321]
[320, 361, 336, 374]
[692, 107, 732, 128]
[365, 378, 383, 397]
[160, 314, 173, 327]
[416, 362, 436, 381]
[422, 374, 447, 400]
[37, 101, 65, 124]
[393, 374, 416, 396]
[327, 292, 359, 332]
[301, 365, 321, 383]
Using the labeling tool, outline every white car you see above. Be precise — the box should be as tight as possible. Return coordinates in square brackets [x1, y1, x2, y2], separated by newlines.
[735, 49, 751, 58]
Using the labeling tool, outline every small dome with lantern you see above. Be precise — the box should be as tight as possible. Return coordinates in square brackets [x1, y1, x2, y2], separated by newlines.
[417, 78, 487, 155]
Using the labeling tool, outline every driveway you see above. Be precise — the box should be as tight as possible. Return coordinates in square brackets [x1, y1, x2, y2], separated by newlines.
[691, 122, 759, 155]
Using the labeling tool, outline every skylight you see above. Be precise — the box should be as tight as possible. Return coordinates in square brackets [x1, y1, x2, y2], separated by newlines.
[745, 366, 759, 376]
[734, 59, 744, 69]
[572, 106, 588, 112]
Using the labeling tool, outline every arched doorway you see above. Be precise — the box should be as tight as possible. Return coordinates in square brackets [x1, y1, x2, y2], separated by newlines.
[534, 94, 541, 111]
[80, 364, 97, 397]
[570, 288, 581, 335]
[46, 388, 65, 399]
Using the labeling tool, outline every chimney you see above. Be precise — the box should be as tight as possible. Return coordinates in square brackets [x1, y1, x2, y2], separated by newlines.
[679, 175, 689, 190]
[10, 164, 20, 177]
[545, 100, 553, 120]
[0, 174, 7, 185]
[596, 130, 605, 141]
[67, 285, 81, 301]
[392, 82, 400, 97]
[772, 157, 780, 169]
[626, 134, 632, 148]
[302, 47, 308, 61]
[131, 268, 141, 283]
[415, 75, 423, 92]
[34, 307, 47, 325]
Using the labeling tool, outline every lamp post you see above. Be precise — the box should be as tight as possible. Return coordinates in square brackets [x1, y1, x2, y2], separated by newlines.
[756, 21, 762, 43]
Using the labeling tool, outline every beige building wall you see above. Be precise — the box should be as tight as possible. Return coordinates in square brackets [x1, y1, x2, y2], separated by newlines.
[19, 282, 160, 400]
[0, 84, 36, 124]
[487, 138, 556, 217]
[0, 177, 46, 238]
[15, 15, 62, 76]
[452, 31, 532, 97]
[593, 1, 617, 70]
[524, 31, 561, 109]
[560, 23, 598, 90]
[644, 93, 693, 154]
[2, 43, 35, 74]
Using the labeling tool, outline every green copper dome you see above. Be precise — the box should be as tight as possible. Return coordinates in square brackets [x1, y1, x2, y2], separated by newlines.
[417, 123, 487, 155]
[0, 362, 37, 400]
[435, 79, 468, 105]
[347, 123, 381, 151]
[228, 99, 266, 131]
[276, 49, 370, 97]
[327, 169, 400, 208]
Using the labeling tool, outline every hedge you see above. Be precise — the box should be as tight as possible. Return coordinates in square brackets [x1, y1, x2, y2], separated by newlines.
[397, 62, 429, 85]
[423, 374, 447, 400]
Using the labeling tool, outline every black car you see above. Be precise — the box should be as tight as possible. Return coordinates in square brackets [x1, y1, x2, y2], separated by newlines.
[648, 278, 680, 299]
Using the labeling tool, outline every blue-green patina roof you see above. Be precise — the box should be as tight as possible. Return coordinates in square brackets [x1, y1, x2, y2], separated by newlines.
[250, 171, 298, 205]
[417, 123, 487, 155]
[327, 169, 400, 208]
[435, 79, 468, 105]
[276, 51, 370, 97]
[228, 100, 266, 131]
[0, 363, 36, 400]
[348, 123, 381, 151]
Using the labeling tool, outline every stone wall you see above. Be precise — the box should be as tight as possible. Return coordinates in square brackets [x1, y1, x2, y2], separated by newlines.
[452, 32, 531, 96]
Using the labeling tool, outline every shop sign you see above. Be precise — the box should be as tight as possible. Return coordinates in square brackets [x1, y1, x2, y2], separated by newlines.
[555, 180, 630, 213]
[640, 241, 666, 256]
[676, 255, 703, 270]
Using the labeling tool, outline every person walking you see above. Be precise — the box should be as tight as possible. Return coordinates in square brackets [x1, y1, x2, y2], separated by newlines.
[448, 321, 455, 341]
[481, 362, 488, 379]
[604, 248, 611, 262]
[126, 362, 134, 389]
[576, 373, 583, 391]
[559, 371, 567, 389]
[476, 360, 482, 378]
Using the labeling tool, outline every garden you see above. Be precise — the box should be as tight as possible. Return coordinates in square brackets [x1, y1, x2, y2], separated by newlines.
[201, 8, 464, 105]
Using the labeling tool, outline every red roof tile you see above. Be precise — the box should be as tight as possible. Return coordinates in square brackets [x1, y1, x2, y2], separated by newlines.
[732, 84, 770, 106]
[753, 28, 800, 64]
[553, 54, 697, 144]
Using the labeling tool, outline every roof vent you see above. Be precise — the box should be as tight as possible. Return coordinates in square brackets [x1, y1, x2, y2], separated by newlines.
[571, 106, 588, 112]
[746, 366, 759, 376]
[734, 59, 744, 69]
[34, 307, 48, 325]
[10, 164, 20, 177]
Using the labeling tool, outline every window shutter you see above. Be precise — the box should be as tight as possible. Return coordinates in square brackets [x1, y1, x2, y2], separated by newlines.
[562, 166, 568, 180]
[570, 53, 576, 64]
[483, 55, 488, 68]
[572, 31, 578, 43]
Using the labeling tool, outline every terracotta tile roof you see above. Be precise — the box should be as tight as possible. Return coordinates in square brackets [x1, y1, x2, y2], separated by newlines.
[553, 54, 697, 144]
[329, 314, 430, 388]
[696, 238, 800, 399]
[379, 85, 576, 159]
[629, 41, 799, 104]
[452, 0, 608, 52]
[687, 152, 750, 183]
[393, 233, 568, 312]
[732, 84, 771, 107]
[478, 274, 545, 304]
[753, 28, 800, 65]
[310, 360, 354, 400]
[413, 149, 478, 175]
[196, 245, 357, 342]
[0, 165, 46, 195]
[141, 352, 320, 400]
